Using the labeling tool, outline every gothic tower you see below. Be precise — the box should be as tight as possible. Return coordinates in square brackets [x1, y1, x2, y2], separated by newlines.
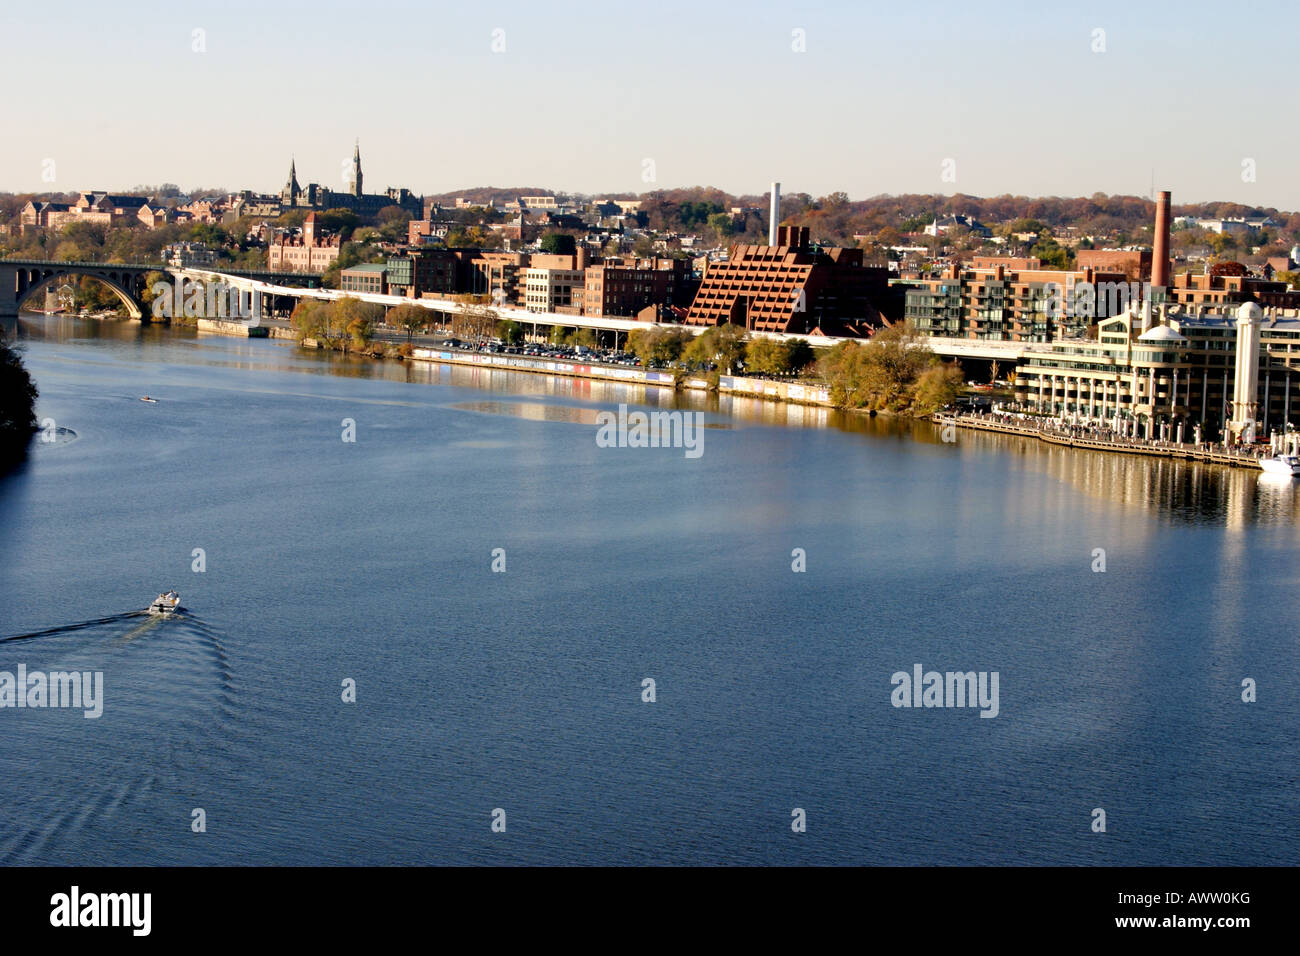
[283, 157, 301, 206]
[352, 140, 363, 198]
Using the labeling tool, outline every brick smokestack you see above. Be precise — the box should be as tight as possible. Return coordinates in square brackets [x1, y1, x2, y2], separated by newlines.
[769, 182, 780, 246]
[1152, 190, 1171, 288]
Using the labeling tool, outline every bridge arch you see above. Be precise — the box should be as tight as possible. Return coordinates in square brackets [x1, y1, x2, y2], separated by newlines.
[16, 270, 144, 319]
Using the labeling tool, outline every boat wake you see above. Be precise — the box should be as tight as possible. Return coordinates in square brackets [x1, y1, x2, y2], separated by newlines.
[0, 607, 243, 865]
[0, 612, 142, 644]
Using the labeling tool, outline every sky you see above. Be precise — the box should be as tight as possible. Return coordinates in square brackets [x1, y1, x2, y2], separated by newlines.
[0, 0, 1295, 209]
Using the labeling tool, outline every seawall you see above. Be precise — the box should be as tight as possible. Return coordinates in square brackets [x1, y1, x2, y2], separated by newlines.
[409, 347, 835, 407]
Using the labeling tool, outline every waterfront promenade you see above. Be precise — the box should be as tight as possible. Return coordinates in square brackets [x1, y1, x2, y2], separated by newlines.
[938, 411, 1272, 470]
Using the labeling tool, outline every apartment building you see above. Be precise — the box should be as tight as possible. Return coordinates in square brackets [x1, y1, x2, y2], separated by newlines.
[903, 259, 1132, 342]
[523, 268, 585, 314]
[583, 258, 694, 317]
[385, 248, 457, 297]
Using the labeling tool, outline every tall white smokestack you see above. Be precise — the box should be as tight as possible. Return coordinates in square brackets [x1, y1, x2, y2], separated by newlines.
[768, 182, 780, 246]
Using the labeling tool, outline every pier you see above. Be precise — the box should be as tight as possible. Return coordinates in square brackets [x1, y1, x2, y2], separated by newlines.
[937, 412, 1272, 470]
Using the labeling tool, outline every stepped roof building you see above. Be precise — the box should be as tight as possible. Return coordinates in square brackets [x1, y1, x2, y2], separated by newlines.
[684, 226, 890, 336]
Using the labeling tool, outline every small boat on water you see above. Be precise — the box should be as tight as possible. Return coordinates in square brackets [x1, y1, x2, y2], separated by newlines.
[1258, 454, 1300, 477]
[148, 590, 182, 615]
[140, 396, 158, 403]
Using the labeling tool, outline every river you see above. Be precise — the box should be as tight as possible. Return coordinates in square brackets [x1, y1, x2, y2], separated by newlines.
[1, 314, 1297, 865]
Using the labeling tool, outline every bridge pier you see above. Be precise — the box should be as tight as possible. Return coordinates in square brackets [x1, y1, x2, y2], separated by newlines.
[0, 262, 21, 319]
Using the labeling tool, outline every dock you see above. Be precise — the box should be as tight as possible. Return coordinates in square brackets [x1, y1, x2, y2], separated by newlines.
[937, 412, 1269, 470]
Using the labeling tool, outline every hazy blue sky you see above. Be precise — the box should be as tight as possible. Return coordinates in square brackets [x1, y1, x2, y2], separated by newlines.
[1, 0, 1295, 208]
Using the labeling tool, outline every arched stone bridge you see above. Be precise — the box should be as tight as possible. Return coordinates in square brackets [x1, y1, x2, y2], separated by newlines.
[0, 259, 323, 320]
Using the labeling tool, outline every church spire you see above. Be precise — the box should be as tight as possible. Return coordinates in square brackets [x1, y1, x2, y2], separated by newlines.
[284, 156, 301, 205]
[351, 139, 363, 198]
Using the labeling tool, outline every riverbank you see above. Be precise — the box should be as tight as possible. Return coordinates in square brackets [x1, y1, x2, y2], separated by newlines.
[937, 411, 1270, 471]
[407, 344, 835, 407]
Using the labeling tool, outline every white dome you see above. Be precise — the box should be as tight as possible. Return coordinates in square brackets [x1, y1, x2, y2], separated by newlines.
[1138, 325, 1188, 343]
[1237, 302, 1263, 322]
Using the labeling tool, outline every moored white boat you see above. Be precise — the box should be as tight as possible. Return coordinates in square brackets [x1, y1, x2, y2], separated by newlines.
[1257, 454, 1300, 477]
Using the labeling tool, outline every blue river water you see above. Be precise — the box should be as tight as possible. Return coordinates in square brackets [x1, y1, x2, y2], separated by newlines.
[1, 315, 1297, 865]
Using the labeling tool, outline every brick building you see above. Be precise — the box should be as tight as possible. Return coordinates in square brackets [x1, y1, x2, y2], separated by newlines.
[266, 213, 341, 273]
[21, 192, 165, 231]
[903, 258, 1131, 342]
[385, 249, 457, 297]
[1076, 248, 1152, 280]
[684, 227, 889, 336]
[461, 251, 528, 305]
[407, 219, 458, 245]
[583, 258, 695, 317]
[1170, 271, 1300, 310]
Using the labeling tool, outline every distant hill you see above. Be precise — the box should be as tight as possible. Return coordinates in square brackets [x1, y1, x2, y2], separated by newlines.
[424, 187, 559, 205]
[416, 185, 1300, 246]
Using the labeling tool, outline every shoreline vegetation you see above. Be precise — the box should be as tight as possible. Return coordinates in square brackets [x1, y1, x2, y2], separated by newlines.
[817, 324, 964, 414]
[282, 301, 964, 414]
[0, 329, 39, 471]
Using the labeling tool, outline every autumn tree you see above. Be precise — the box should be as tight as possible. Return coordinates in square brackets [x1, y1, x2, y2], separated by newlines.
[910, 362, 965, 413]
[290, 299, 340, 345]
[684, 323, 747, 374]
[625, 326, 692, 366]
[389, 302, 431, 341]
[451, 294, 498, 343]
[333, 297, 384, 350]
[818, 323, 942, 412]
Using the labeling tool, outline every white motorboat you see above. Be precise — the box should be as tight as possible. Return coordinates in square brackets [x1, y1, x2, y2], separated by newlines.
[1258, 454, 1300, 477]
[148, 590, 182, 615]
[140, 396, 158, 403]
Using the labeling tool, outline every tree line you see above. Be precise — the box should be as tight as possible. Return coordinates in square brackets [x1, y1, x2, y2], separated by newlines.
[0, 329, 38, 471]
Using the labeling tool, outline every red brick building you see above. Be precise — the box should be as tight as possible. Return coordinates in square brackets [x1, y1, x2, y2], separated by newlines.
[1170, 271, 1300, 309]
[1076, 248, 1152, 280]
[684, 227, 889, 335]
[584, 258, 696, 317]
[266, 213, 341, 273]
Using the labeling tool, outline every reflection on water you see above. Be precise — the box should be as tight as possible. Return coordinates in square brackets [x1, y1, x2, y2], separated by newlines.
[13, 312, 1299, 529]
[449, 399, 735, 429]
[922, 419, 1300, 528]
[449, 400, 606, 425]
